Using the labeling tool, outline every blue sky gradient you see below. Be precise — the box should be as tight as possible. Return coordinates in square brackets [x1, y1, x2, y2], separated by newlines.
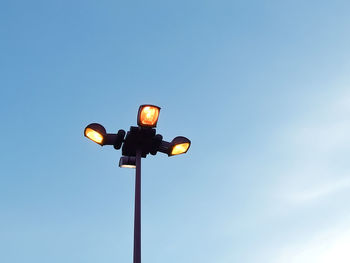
[1, 1, 350, 262]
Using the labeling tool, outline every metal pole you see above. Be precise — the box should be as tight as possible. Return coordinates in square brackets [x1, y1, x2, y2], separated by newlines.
[133, 149, 142, 263]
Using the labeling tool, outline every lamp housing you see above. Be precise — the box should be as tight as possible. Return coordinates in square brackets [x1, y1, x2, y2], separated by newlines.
[84, 123, 106, 145]
[84, 123, 126, 148]
[137, 105, 160, 128]
[157, 136, 191, 156]
[119, 156, 136, 168]
[168, 136, 191, 156]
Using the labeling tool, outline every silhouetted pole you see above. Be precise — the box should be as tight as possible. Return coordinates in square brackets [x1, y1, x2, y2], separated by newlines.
[133, 149, 141, 263]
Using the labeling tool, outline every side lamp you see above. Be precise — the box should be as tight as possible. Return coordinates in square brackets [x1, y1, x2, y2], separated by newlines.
[158, 136, 191, 156]
[169, 136, 191, 156]
[84, 123, 125, 149]
[84, 123, 106, 145]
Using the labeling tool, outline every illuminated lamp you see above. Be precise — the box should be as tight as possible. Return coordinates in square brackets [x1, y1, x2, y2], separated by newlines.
[84, 123, 106, 145]
[119, 156, 136, 168]
[137, 105, 160, 128]
[168, 136, 191, 156]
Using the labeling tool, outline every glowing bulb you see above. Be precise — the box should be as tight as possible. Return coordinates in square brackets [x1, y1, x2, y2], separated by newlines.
[171, 142, 190, 155]
[138, 105, 160, 127]
[85, 128, 104, 144]
[120, 164, 136, 168]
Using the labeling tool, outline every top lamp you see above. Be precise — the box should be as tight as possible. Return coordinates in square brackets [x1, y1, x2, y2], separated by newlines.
[137, 105, 160, 128]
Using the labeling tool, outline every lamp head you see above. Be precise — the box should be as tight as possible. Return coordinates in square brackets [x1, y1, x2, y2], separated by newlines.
[84, 123, 106, 145]
[137, 105, 160, 128]
[169, 136, 191, 156]
[119, 156, 136, 168]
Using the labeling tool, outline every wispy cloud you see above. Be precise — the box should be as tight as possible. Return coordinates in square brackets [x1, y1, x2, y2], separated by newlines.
[286, 177, 350, 203]
[273, 219, 350, 263]
[267, 90, 350, 262]
[277, 91, 350, 203]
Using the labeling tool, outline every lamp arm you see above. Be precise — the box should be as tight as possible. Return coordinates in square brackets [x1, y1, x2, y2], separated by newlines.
[158, 140, 171, 154]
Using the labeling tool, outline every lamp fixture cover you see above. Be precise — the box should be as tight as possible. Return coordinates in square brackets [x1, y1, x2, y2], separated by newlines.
[84, 123, 106, 145]
[169, 136, 191, 156]
[137, 105, 160, 128]
[119, 156, 136, 168]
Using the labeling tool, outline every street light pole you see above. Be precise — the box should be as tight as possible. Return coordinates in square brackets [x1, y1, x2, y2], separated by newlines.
[133, 149, 142, 263]
[83, 105, 191, 262]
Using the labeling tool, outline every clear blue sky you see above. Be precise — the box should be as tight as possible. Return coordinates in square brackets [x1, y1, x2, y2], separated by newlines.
[1, 0, 350, 262]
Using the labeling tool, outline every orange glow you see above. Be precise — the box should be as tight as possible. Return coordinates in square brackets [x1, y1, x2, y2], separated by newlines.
[171, 142, 190, 155]
[85, 128, 104, 144]
[139, 106, 160, 127]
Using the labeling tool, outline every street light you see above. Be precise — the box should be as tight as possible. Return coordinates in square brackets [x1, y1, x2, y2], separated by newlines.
[84, 123, 126, 149]
[84, 105, 191, 263]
